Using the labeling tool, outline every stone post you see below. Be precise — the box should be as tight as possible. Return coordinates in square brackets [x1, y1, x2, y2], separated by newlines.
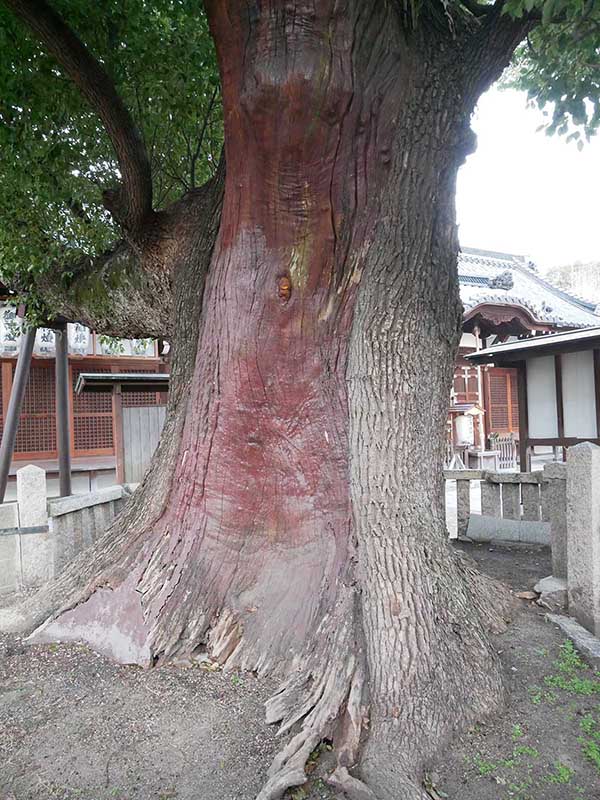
[456, 478, 471, 539]
[566, 443, 600, 637]
[501, 481, 521, 521]
[16, 464, 48, 528]
[544, 462, 568, 581]
[481, 480, 501, 518]
[521, 481, 541, 522]
[16, 464, 52, 587]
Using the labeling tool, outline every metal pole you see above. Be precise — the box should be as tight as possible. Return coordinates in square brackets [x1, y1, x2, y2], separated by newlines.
[0, 327, 36, 502]
[55, 323, 72, 497]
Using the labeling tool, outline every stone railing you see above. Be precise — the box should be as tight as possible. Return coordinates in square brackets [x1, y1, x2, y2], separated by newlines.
[445, 467, 550, 545]
[448, 444, 600, 648]
[48, 485, 131, 574]
[0, 464, 133, 594]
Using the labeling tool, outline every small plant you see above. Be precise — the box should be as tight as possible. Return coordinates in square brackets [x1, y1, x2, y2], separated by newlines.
[513, 745, 539, 759]
[578, 712, 600, 774]
[306, 740, 333, 774]
[507, 777, 533, 798]
[547, 761, 575, 784]
[289, 788, 307, 800]
[543, 643, 600, 696]
[474, 755, 496, 776]
[511, 723, 524, 741]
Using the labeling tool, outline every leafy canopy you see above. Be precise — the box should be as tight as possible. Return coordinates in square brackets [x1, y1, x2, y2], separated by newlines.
[0, 0, 221, 306]
[0, 0, 598, 316]
[504, 0, 600, 144]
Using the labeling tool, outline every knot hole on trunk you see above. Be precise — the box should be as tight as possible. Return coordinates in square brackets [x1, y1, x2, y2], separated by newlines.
[277, 275, 292, 304]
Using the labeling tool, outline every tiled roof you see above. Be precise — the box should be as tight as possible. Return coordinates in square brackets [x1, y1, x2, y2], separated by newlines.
[458, 247, 600, 329]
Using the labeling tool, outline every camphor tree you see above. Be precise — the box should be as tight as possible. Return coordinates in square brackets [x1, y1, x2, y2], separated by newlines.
[0, 0, 599, 797]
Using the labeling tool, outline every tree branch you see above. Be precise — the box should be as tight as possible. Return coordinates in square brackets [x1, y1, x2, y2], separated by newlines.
[3, 0, 153, 235]
[19, 160, 226, 340]
[459, 0, 493, 18]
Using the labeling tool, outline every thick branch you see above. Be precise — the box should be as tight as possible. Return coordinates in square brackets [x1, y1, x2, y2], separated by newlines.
[25, 161, 225, 340]
[3, 0, 153, 234]
[464, 2, 534, 99]
[37, 244, 172, 340]
[459, 0, 493, 18]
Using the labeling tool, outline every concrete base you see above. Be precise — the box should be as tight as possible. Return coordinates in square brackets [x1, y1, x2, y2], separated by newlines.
[546, 613, 600, 666]
[466, 515, 550, 545]
[534, 575, 567, 612]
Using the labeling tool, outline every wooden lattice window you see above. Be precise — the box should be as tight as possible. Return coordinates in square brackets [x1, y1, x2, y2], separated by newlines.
[71, 366, 114, 454]
[453, 367, 479, 404]
[14, 363, 57, 456]
[486, 368, 519, 435]
[122, 368, 165, 408]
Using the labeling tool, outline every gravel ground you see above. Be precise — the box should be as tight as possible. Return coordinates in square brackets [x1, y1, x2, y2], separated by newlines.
[2, 543, 599, 800]
[0, 634, 280, 800]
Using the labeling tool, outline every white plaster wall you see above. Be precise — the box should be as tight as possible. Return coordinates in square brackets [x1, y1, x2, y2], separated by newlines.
[527, 355, 558, 438]
[562, 350, 597, 438]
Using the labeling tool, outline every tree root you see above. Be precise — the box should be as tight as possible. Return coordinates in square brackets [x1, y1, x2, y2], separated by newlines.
[453, 546, 518, 633]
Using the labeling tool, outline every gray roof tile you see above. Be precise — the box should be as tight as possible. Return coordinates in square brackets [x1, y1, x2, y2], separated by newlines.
[459, 248, 599, 328]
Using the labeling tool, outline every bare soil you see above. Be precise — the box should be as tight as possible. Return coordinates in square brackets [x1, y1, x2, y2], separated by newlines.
[1, 543, 599, 800]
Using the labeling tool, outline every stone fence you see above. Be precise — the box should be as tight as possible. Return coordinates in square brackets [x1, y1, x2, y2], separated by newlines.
[445, 467, 552, 545]
[0, 464, 133, 595]
[448, 442, 600, 645]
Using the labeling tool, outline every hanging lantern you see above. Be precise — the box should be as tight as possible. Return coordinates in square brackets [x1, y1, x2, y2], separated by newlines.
[0, 305, 22, 356]
[67, 323, 91, 355]
[34, 327, 56, 357]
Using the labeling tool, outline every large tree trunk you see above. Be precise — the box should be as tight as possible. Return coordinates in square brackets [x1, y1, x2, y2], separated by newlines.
[3, 3, 526, 798]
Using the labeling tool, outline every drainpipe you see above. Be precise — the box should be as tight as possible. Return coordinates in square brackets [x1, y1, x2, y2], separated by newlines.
[0, 327, 36, 502]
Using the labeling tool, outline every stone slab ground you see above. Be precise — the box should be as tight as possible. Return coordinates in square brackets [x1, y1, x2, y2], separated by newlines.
[2, 543, 600, 800]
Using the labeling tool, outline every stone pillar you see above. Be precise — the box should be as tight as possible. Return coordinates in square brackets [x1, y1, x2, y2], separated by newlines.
[521, 481, 541, 522]
[0, 503, 19, 594]
[16, 465, 52, 587]
[456, 478, 471, 539]
[16, 464, 48, 528]
[502, 482, 521, 521]
[544, 462, 568, 580]
[481, 480, 501, 518]
[566, 443, 600, 637]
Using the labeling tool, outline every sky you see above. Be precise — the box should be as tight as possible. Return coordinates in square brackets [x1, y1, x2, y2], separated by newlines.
[457, 87, 600, 272]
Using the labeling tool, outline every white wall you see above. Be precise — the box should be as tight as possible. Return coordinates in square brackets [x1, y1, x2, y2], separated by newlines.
[527, 355, 558, 438]
[562, 350, 597, 438]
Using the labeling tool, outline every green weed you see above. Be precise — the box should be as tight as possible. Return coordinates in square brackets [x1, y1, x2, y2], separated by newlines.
[547, 761, 575, 784]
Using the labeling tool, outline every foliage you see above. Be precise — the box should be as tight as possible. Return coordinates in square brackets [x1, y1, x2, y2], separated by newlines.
[0, 0, 598, 325]
[579, 713, 600, 773]
[503, 0, 600, 143]
[0, 0, 221, 315]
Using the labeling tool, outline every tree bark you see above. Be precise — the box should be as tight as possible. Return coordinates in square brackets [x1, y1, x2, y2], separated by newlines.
[2, 3, 529, 798]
